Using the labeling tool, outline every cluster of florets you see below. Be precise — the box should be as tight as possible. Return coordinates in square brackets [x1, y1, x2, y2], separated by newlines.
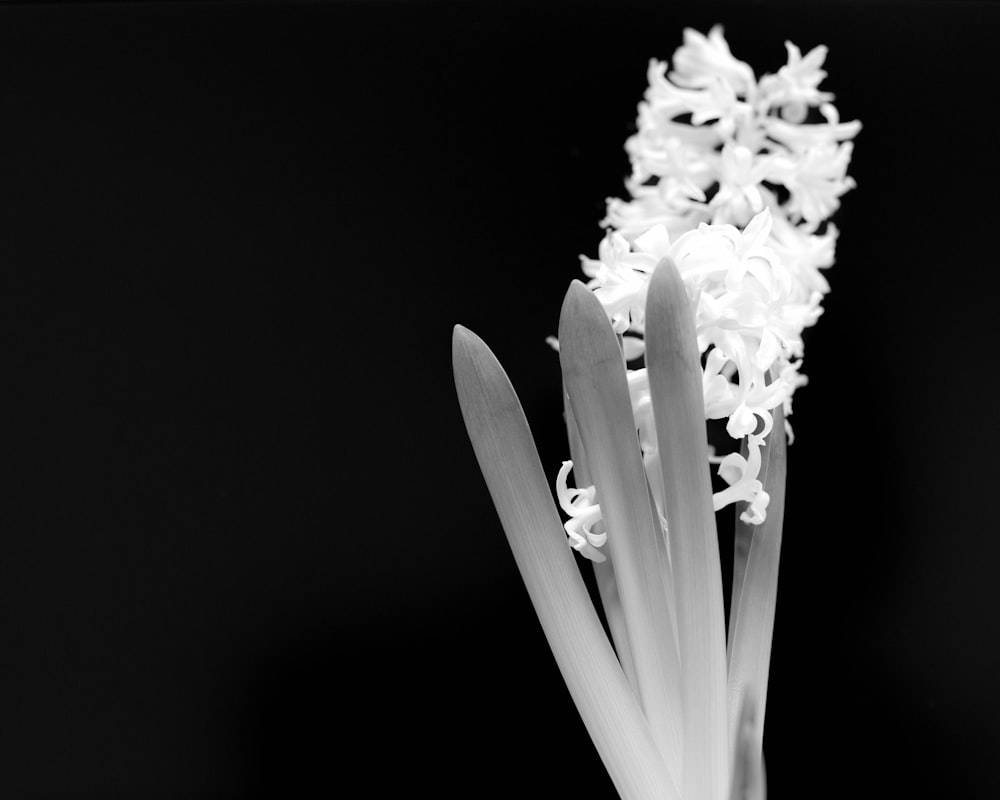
[606, 25, 860, 240]
[558, 26, 859, 560]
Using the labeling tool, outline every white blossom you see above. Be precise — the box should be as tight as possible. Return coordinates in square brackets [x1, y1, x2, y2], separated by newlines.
[610, 24, 859, 237]
[556, 25, 857, 537]
[555, 461, 607, 563]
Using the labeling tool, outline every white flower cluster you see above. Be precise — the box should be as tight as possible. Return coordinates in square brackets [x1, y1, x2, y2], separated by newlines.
[606, 25, 860, 239]
[558, 26, 859, 559]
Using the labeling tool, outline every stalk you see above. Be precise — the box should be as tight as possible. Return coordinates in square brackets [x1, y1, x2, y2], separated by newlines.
[558, 282, 684, 782]
[728, 436, 752, 667]
[726, 404, 787, 765]
[453, 325, 681, 800]
[729, 370, 777, 664]
[645, 257, 729, 800]
[727, 690, 764, 800]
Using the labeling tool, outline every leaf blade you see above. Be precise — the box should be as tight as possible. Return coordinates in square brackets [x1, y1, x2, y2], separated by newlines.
[564, 391, 640, 696]
[645, 257, 729, 800]
[558, 284, 684, 782]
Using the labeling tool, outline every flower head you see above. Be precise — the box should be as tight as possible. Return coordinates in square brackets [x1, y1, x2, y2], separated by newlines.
[572, 26, 859, 525]
[601, 24, 860, 331]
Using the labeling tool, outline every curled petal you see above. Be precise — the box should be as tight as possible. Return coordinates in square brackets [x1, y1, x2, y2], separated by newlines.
[739, 489, 771, 525]
[718, 451, 747, 486]
[726, 403, 758, 438]
[555, 460, 607, 561]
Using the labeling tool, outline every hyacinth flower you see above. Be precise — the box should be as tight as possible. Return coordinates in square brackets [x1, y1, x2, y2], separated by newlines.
[453, 26, 856, 800]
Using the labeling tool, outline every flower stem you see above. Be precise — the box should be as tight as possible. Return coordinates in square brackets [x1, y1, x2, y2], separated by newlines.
[728, 436, 753, 667]
[727, 689, 764, 800]
[727, 404, 787, 766]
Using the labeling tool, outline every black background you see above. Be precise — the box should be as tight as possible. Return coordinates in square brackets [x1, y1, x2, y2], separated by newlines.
[0, 1, 997, 797]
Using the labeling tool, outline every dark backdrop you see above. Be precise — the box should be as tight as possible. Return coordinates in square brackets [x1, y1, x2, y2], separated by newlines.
[0, 1, 996, 797]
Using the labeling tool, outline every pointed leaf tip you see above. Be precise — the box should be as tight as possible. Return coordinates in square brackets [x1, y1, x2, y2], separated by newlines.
[558, 280, 621, 374]
[559, 280, 600, 330]
[452, 323, 477, 350]
[452, 325, 478, 378]
[647, 257, 694, 352]
[651, 256, 680, 284]
[451, 326, 523, 434]
[451, 325, 496, 383]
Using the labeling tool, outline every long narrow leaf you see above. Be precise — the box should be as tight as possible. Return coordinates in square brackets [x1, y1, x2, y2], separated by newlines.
[729, 369, 778, 663]
[564, 392, 640, 696]
[727, 404, 787, 764]
[558, 283, 684, 782]
[645, 257, 729, 800]
[453, 325, 680, 800]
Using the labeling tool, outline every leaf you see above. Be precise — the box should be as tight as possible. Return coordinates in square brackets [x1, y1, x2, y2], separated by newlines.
[558, 283, 684, 782]
[645, 257, 729, 800]
[564, 390, 640, 696]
